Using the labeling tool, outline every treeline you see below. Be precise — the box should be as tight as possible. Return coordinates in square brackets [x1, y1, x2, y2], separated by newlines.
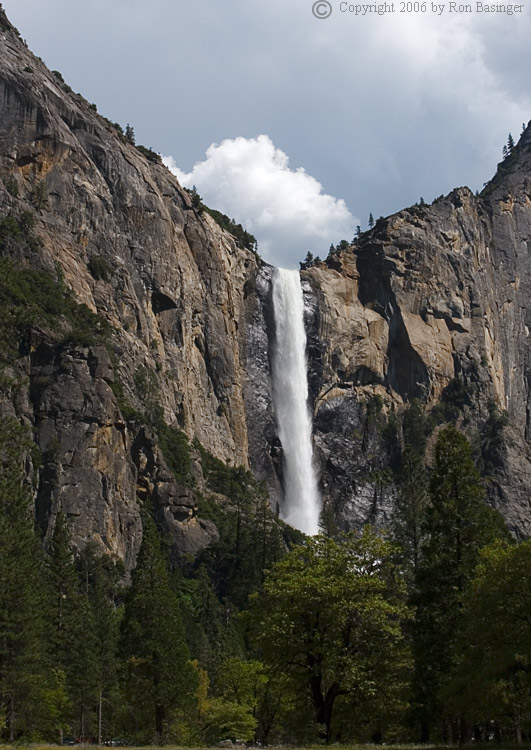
[1, 406, 531, 744]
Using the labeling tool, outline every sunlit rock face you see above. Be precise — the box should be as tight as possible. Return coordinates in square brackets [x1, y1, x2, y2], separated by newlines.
[1, 5, 531, 563]
[0, 8, 258, 565]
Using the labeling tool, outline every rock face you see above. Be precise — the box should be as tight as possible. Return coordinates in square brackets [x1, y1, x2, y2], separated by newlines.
[0, 9, 259, 564]
[302, 163, 531, 537]
[1, 6, 531, 563]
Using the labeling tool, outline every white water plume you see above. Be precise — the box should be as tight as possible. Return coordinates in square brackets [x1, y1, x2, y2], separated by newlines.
[271, 267, 321, 535]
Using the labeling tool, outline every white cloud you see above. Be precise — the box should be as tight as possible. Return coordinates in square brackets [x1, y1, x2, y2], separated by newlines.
[163, 135, 357, 268]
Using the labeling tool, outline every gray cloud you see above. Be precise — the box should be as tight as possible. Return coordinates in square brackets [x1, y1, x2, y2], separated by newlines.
[3, 0, 530, 267]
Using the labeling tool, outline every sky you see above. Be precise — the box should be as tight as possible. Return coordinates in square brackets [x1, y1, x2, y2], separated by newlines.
[3, 0, 530, 267]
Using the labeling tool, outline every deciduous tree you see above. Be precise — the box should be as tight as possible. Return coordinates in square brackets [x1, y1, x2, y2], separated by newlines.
[251, 529, 411, 741]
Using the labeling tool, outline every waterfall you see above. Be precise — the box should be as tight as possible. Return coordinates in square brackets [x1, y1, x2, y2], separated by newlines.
[271, 267, 321, 535]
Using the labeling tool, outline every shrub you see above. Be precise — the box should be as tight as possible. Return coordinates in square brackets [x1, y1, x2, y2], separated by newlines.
[136, 144, 162, 164]
[2, 177, 19, 197]
[0, 258, 111, 363]
[88, 254, 112, 282]
[31, 180, 48, 210]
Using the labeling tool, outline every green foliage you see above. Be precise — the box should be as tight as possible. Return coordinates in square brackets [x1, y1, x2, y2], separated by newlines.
[366, 393, 384, 422]
[120, 513, 197, 743]
[124, 124, 135, 145]
[428, 375, 475, 426]
[402, 399, 430, 454]
[135, 144, 162, 164]
[188, 185, 203, 211]
[202, 697, 258, 744]
[204, 207, 258, 253]
[46, 512, 99, 738]
[109, 380, 144, 423]
[412, 425, 508, 739]
[391, 446, 428, 582]
[480, 398, 509, 474]
[182, 186, 258, 254]
[88, 254, 113, 282]
[250, 529, 412, 741]
[0, 417, 48, 741]
[194, 440, 286, 609]
[76, 544, 123, 743]
[32, 179, 48, 210]
[0, 258, 111, 364]
[2, 175, 19, 197]
[445, 541, 531, 740]
[300, 250, 314, 269]
[324, 240, 350, 262]
[157, 423, 192, 486]
[0, 210, 40, 252]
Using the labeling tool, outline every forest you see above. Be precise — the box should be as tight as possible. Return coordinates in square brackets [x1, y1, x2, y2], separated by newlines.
[1, 396, 530, 746]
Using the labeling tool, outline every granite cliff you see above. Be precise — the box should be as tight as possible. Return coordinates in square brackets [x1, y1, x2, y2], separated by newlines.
[1, 6, 530, 565]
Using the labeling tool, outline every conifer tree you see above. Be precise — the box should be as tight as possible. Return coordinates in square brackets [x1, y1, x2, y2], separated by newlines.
[47, 511, 99, 739]
[120, 513, 197, 743]
[412, 425, 508, 741]
[124, 124, 135, 145]
[507, 132, 515, 153]
[391, 446, 428, 582]
[368, 212, 374, 228]
[0, 418, 48, 740]
[77, 545, 122, 743]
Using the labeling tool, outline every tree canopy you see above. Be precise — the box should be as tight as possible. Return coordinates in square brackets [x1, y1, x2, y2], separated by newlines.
[251, 529, 411, 741]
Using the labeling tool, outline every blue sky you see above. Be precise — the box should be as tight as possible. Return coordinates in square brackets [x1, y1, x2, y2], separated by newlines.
[4, 0, 530, 267]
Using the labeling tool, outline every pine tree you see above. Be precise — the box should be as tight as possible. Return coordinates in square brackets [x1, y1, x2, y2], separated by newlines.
[47, 512, 99, 739]
[0, 418, 48, 740]
[77, 545, 122, 744]
[503, 144, 508, 160]
[391, 446, 428, 582]
[368, 212, 374, 229]
[412, 425, 508, 741]
[507, 133, 515, 153]
[125, 124, 135, 145]
[120, 513, 198, 743]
